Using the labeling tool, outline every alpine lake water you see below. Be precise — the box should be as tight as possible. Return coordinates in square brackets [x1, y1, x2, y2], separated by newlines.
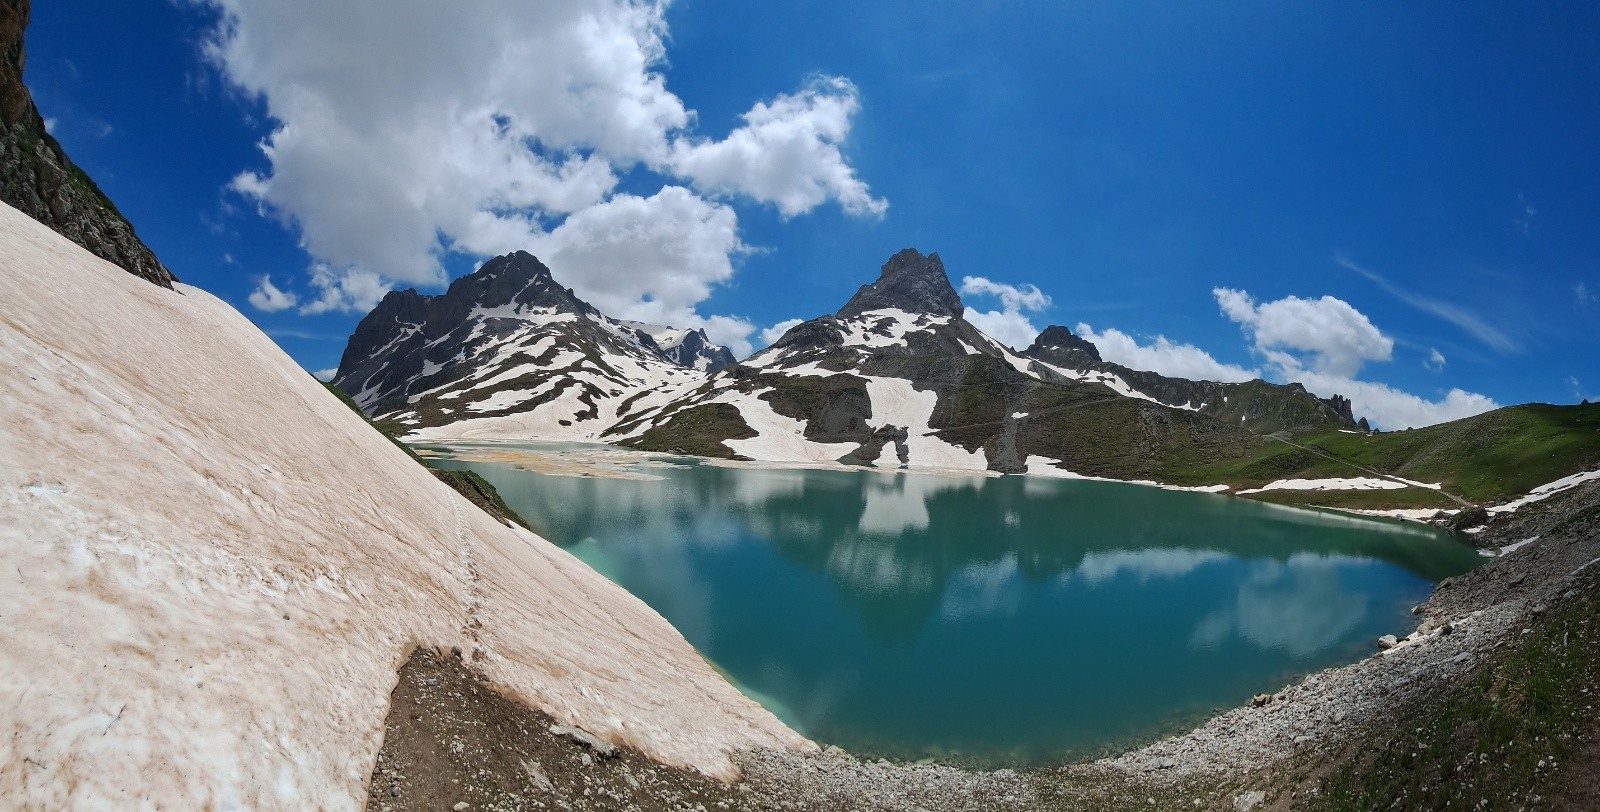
[422, 442, 1484, 768]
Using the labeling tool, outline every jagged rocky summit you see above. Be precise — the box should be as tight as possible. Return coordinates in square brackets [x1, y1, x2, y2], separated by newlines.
[335, 245, 1355, 480]
[614, 248, 1354, 476]
[332, 250, 736, 441]
[0, 0, 173, 287]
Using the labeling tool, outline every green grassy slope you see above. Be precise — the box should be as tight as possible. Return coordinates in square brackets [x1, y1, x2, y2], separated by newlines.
[1184, 403, 1600, 505]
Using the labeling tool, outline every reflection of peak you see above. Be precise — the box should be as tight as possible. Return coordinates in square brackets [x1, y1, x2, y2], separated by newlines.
[837, 248, 964, 319]
[857, 473, 985, 536]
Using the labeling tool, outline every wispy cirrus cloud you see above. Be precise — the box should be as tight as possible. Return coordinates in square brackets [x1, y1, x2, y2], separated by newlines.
[1337, 257, 1519, 354]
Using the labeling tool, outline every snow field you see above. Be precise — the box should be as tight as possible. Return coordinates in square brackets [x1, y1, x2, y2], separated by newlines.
[0, 203, 807, 808]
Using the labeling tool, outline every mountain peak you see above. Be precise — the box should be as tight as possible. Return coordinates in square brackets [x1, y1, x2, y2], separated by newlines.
[443, 250, 592, 315]
[1024, 325, 1102, 368]
[837, 248, 964, 319]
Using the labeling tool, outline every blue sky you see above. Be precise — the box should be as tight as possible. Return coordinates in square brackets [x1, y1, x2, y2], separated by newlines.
[26, 0, 1599, 428]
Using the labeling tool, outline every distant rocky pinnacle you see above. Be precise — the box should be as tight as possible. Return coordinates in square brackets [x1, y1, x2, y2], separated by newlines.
[1025, 325, 1102, 368]
[0, 0, 173, 288]
[837, 248, 963, 319]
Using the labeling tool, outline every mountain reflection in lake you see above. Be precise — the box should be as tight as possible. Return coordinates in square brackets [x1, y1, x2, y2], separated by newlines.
[426, 444, 1482, 766]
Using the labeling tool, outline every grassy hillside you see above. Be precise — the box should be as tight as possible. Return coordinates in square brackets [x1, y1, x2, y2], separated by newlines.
[1185, 402, 1600, 505]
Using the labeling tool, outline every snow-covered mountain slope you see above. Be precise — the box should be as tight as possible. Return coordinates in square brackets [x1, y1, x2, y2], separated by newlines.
[609, 249, 1284, 480]
[332, 246, 1349, 481]
[332, 251, 733, 442]
[0, 203, 806, 807]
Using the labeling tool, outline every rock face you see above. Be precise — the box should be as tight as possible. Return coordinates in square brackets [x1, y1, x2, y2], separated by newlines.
[0, 0, 173, 287]
[836, 248, 964, 319]
[332, 250, 733, 440]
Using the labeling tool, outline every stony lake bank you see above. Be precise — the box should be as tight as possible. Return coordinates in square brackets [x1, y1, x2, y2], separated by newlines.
[366, 468, 1600, 811]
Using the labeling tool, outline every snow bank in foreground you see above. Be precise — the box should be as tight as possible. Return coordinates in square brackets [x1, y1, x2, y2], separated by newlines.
[0, 203, 806, 808]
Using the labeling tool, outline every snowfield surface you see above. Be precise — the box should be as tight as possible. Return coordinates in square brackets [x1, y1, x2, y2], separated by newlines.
[720, 390, 860, 463]
[1237, 477, 1411, 494]
[1487, 467, 1600, 515]
[0, 204, 807, 808]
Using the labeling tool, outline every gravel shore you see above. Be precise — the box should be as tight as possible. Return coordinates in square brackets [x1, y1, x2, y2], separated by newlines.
[369, 479, 1600, 811]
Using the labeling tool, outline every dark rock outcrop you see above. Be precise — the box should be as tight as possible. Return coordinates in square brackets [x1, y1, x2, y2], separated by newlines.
[837, 248, 963, 319]
[0, 0, 173, 287]
[1025, 325, 1102, 368]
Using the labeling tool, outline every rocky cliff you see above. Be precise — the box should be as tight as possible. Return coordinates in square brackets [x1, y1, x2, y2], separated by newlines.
[0, 0, 173, 287]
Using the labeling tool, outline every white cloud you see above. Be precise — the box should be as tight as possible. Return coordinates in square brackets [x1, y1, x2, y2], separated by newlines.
[530, 186, 754, 356]
[1339, 257, 1518, 354]
[311, 368, 337, 382]
[1213, 287, 1496, 429]
[247, 275, 298, 312]
[1425, 348, 1446, 371]
[1283, 363, 1497, 431]
[1578, 281, 1595, 307]
[699, 315, 757, 359]
[196, 0, 881, 328]
[42, 117, 57, 134]
[669, 77, 886, 218]
[1075, 324, 1256, 382]
[959, 276, 1050, 349]
[298, 265, 391, 315]
[760, 318, 804, 346]
[961, 276, 1050, 312]
[1214, 287, 1392, 377]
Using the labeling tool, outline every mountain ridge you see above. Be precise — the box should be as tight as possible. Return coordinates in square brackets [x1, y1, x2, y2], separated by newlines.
[332, 250, 734, 442]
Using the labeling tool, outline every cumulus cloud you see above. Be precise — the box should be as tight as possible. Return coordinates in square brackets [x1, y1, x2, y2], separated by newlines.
[530, 186, 755, 355]
[1283, 363, 1497, 431]
[1212, 287, 1497, 429]
[1425, 348, 1446, 371]
[669, 77, 886, 218]
[960, 276, 1051, 349]
[760, 318, 804, 346]
[1215, 288, 1392, 377]
[1075, 324, 1256, 382]
[196, 0, 881, 327]
[311, 368, 338, 382]
[247, 274, 298, 312]
[298, 265, 391, 315]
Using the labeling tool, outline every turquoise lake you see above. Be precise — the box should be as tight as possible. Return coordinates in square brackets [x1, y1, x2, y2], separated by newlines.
[424, 443, 1484, 766]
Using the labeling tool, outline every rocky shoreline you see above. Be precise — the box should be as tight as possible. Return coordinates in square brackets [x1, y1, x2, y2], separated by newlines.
[368, 479, 1599, 811]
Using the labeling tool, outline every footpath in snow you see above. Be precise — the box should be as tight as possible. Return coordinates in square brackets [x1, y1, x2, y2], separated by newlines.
[0, 203, 806, 809]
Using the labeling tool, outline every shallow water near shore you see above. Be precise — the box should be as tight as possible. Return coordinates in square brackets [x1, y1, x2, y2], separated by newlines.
[424, 442, 1483, 767]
